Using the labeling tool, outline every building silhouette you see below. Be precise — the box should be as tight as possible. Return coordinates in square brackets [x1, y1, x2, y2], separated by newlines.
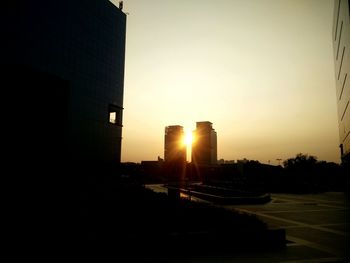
[192, 121, 217, 166]
[333, 0, 350, 164]
[164, 125, 186, 164]
[164, 125, 187, 181]
[4, 0, 127, 164]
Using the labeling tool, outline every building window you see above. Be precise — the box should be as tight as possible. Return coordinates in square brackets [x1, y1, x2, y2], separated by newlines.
[108, 104, 123, 126]
[109, 111, 117, 124]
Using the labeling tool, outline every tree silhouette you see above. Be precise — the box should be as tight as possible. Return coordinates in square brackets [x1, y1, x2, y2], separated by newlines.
[281, 153, 346, 192]
[283, 153, 317, 170]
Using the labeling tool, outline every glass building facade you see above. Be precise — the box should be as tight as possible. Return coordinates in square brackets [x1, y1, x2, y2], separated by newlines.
[4, 0, 127, 163]
[333, 0, 350, 163]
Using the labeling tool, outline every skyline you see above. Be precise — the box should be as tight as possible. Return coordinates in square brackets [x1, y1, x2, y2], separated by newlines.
[117, 0, 340, 165]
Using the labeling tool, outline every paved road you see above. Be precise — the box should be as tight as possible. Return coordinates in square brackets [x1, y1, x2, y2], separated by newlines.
[146, 185, 350, 262]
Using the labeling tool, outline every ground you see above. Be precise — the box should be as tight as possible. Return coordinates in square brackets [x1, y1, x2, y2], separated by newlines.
[147, 185, 350, 262]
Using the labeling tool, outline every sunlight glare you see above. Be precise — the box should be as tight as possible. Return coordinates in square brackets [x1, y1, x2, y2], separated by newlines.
[184, 131, 193, 146]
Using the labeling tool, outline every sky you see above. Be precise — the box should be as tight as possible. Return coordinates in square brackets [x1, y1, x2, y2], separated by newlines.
[113, 0, 340, 165]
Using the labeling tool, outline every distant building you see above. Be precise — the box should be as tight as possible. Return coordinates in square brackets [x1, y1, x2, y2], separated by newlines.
[164, 125, 186, 164]
[217, 159, 225, 165]
[164, 125, 186, 181]
[4, 0, 127, 163]
[192, 121, 217, 165]
[217, 159, 236, 165]
[237, 158, 249, 164]
[333, 0, 350, 164]
[140, 158, 164, 183]
[141, 156, 164, 166]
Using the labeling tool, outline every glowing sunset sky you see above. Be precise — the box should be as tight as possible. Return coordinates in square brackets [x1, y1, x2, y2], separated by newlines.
[114, 0, 340, 164]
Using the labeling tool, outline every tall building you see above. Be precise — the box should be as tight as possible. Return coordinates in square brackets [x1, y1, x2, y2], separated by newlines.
[164, 125, 186, 181]
[192, 122, 217, 165]
[4, 0, 127, 163]
[164, 125, 186, 165]
[333, 0, 350, 164]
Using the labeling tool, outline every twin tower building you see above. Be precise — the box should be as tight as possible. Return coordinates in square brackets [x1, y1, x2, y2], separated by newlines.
[164, 122, 217, 167]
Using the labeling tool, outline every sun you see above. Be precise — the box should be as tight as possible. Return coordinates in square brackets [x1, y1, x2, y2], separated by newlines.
[184, 131, 193, 146]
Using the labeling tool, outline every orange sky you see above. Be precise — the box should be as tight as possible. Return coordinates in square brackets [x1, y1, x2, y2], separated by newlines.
[115, 0, 340, 165]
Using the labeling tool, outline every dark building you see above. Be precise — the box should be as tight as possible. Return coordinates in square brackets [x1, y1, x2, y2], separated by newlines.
[140, 157, 164, 183]
[192, 121, 217, 166]
[4, 0, 127, 164]
[164, 125, 187, 181]
[164, 125, 186, 164]
[333, 0, 350, 164]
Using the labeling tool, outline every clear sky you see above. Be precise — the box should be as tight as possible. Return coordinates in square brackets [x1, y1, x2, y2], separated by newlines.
[114, 0, 340, 165]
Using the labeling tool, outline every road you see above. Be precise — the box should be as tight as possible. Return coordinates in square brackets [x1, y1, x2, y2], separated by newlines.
[146, 185, 350, 262]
